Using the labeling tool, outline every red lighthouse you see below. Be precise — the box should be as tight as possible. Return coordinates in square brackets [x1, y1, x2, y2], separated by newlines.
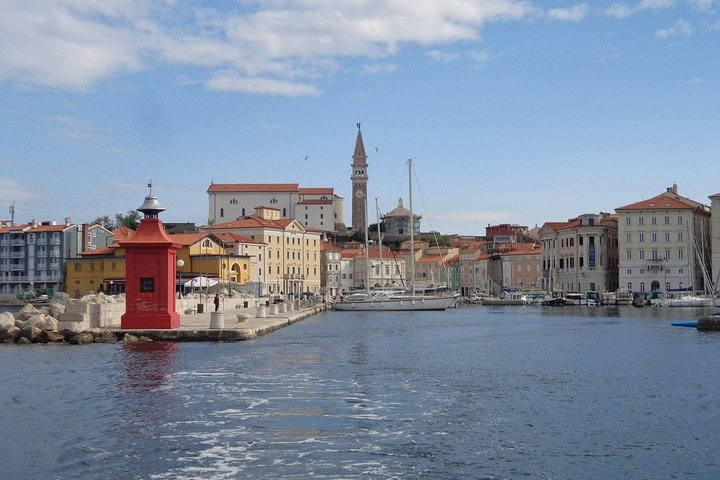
[120, 187, 181, 329]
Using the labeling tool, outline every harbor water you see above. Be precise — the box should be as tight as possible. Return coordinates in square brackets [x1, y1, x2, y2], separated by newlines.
[2, 306, 720, 479]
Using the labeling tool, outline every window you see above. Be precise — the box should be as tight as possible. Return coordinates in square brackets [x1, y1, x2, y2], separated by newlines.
[677, 232, 683, 242]
[651, 233, 657, 243]
[626, 250, 632, 260]
[230, 199, 238, 204]
[626, 217, 631, 226]
[652, 250, 658, 260]
[639, 233, 645, 242]
[628, 283, 632, 291]
[638, 217, 644, 225]
[678, 249, 684, 260]
[665, 250, 671, 260]
[664, 216, 670, 225]
[579, 236, 584, 246]
[627, 269, 632, 275]
[220, 208, 224, 217]
[664, 233, 670, 242]
[677, 216, 683, 225]
[626, 233, 632, 243]
[651, 217, 657, 225]
[140, 277, 155, 293]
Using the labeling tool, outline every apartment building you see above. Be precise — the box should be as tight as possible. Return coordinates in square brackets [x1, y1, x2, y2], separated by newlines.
[616, 185, 711, 294]
[203, 206, 323, 296]
[0, 218, 80, 296]
[539, 213, 619, 294]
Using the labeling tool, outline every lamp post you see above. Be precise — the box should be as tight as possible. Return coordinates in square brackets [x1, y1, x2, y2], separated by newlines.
[177, 259, 185, 298]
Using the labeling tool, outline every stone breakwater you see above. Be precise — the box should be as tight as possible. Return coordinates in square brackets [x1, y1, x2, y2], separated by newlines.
[1, 292, 327, 345]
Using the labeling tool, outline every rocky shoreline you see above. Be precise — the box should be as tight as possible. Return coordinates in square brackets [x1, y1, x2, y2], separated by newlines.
[0, 292, 153, 345]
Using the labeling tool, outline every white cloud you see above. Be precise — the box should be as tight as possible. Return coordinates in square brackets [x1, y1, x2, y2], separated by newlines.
[605, 0, 677, 18]
[0, 178, 40, 204]
[656, 19, 693, 37]
[686, 77, 703, 83]
[427, 50, 462, 62]
[689, 0, 717, 12]
[605, 3, 636, 18]
[547, 3, 591, 22]
[0, 1, 539, 96]
[206, 72, 322, 97]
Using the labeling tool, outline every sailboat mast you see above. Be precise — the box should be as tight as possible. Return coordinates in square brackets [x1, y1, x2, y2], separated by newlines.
[364, 193, 370, 295]
[376, 198, 384, 289]
[408, 159, 415, 296]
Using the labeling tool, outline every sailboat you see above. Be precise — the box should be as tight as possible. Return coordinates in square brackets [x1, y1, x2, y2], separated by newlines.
[334, 159, 459, 311]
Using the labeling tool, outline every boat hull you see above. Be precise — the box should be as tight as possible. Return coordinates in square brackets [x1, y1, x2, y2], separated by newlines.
[333, 295, 458, 311]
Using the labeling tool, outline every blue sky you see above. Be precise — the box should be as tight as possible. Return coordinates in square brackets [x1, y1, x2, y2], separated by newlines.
[1, 1, 718, 235]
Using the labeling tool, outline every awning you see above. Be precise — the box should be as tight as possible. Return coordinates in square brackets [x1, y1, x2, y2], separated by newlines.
[183, 276, 218, 288]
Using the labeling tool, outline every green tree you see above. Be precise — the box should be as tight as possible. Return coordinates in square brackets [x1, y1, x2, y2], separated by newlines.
[115, 210, 141, 229]
[92, 215, 114, 229]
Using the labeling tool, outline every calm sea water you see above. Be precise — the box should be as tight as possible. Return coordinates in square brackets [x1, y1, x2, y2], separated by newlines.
[2, 306, 719, 479]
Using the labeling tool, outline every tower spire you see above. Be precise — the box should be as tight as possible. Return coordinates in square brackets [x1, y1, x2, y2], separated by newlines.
[351, 123, 369, 233]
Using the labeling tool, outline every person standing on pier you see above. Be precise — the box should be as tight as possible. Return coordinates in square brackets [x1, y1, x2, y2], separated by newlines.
[214, 293, 220, 312]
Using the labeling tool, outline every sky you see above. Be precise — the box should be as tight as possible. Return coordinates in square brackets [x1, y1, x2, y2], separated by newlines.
[1, 0, 719, 236]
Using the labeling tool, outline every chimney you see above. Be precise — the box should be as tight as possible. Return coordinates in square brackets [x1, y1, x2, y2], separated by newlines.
[667, 183, 678, 195]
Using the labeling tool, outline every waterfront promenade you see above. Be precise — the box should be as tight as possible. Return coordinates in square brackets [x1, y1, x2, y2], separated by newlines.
[110, 301, 328, 342]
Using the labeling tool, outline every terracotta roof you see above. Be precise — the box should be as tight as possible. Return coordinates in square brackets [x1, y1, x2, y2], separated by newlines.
[543, 219, 582, 231]
[79, 246, 116, 256]
[213, 232, 264, 245]
[112, 226, 135, 242]
[168, 232, 212, 246]
[205, 216, 297, 231]
[616, 191, 708, 211]
[299, 187, 334, 195]
[416, 254, 447, 264]
[208, 183, 299, 193]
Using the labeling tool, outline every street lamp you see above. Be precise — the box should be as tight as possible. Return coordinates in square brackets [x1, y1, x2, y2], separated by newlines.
[177, 259, 185, 298]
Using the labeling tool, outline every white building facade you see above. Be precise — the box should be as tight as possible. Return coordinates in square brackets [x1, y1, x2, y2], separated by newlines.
[208, 183, 345, 232]
[616, 185, 711, 294]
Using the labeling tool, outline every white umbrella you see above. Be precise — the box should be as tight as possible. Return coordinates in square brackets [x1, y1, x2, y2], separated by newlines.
[184, 276, 218, 288]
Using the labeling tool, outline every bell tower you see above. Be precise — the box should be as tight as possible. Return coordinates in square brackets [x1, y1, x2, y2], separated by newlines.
[351, 123, 368, 233]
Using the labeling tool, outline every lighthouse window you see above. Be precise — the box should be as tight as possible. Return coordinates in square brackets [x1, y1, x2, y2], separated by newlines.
[140, 277, 155, 293]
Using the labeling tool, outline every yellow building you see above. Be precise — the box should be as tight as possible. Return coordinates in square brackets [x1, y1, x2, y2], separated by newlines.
[66, 229, 252, 298]
[203, 206, 323, 296]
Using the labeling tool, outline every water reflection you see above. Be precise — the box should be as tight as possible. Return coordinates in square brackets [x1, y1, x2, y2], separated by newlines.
[122, 342, 180, 391]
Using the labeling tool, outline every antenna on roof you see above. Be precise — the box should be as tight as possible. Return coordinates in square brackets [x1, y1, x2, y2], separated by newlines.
[9, 201, 15, 226]
[147, 180, 153, 195]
